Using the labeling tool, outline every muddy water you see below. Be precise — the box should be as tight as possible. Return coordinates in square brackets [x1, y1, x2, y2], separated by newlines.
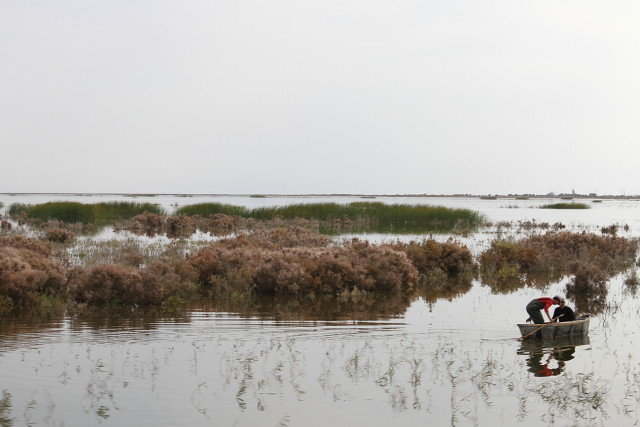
[2, 195, 640, 425]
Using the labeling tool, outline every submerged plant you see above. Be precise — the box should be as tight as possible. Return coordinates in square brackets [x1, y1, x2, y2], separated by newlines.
[0, 390, 13, 427]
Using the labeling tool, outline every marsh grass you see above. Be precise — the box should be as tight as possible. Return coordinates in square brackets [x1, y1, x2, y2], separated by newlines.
[249, 194, 266, 198]
[480, 196, 498, 200]
[593, 200, 603, 203]
[540, 203, 590, 209]
[9, 202, 164, 224]
[175, 203, 250, 217]
[176, 202, 484, 233]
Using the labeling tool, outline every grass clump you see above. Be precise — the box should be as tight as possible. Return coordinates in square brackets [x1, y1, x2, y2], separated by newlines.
[175, 203, 249, 217]
[176, 202, 484, 233]
[9, 201, 164, 224]
[540, 203, 589, 209]
[480, 196, 498, 200]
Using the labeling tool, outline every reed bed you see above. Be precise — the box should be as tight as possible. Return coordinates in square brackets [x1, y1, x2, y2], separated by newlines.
[540, 203, 590, 209]
[176, 202, 484, 233]
[9, 201, 164, 224]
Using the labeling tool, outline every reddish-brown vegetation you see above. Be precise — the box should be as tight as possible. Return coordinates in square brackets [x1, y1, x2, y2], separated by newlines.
[44, 228, 76, 244]
[479, 231, 638, 292]
[0, 237, 66, 306]
[386, 239, 475, 277]
[188, 239, 418, 296]
[68, 259, 197, 305]
[565, 263, 608, 314]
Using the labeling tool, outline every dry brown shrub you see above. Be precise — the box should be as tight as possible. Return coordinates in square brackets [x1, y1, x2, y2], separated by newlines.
[0, 235, 53, 257]
[188, 239, 418, 296]
[69, 259, 197, 305]
[479, 232, 638, 292]
[0, 238, 66, 305]
[565, 263, 608, 314]
[0, 219, 11, 231]
[386, 239, 475, 277]
[44, 228, 76, 244]
[166, 215, 197, 238]
[68, 265, 143, 304]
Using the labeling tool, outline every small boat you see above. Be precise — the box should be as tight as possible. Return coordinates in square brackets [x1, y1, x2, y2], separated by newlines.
[517, 317, 590, 339]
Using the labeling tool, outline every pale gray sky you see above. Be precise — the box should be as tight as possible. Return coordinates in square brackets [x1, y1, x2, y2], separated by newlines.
[1, 1, 639, 195]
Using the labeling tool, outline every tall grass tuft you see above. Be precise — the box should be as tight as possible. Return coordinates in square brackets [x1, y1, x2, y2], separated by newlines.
[540, 203, 590, 209]
[9, 201, 164, 224]
[175, 203, 250, 217]
[175, 202, 484, 233]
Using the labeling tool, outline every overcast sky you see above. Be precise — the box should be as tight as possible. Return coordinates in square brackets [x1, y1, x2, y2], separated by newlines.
[1, 1, 639, 194]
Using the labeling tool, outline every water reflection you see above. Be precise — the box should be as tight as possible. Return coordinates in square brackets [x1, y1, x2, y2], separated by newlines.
[517, 335, 590, 378]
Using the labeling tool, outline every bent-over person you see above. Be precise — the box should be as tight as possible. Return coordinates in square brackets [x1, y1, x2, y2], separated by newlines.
[525, 296, 562, 324]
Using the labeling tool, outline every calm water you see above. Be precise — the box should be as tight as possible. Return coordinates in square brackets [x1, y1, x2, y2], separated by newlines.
[1, 194, 640, 426]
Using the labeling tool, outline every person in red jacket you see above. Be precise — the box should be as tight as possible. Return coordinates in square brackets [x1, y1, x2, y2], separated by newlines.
[525, 296, 562, 324]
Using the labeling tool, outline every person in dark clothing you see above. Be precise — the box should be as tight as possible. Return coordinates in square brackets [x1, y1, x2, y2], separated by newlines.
[525, 296, 562, 324]
[552, 297, 576, 322]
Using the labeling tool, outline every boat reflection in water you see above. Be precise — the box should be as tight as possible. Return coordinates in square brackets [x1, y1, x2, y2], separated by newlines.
[517, 334, 590, 377]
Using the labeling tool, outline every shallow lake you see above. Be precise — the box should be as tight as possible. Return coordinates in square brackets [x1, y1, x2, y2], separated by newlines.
[1, 194, 640, 426]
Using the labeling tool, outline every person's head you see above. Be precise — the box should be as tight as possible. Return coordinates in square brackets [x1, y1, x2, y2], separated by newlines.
[553, 295, 565, 307]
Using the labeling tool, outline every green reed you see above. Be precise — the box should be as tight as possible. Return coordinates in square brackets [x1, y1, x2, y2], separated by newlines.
[9, 201, 164, 224]
[540, 203, 590, 209]
[175, 203, 250, 217]
[176, 202, 484, 233]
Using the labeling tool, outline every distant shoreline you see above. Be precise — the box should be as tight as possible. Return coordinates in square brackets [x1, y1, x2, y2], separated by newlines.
[0, 193, 637, 199]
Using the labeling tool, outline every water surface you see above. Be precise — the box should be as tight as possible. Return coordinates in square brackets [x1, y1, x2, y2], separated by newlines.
[1, 194, 640, 425]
